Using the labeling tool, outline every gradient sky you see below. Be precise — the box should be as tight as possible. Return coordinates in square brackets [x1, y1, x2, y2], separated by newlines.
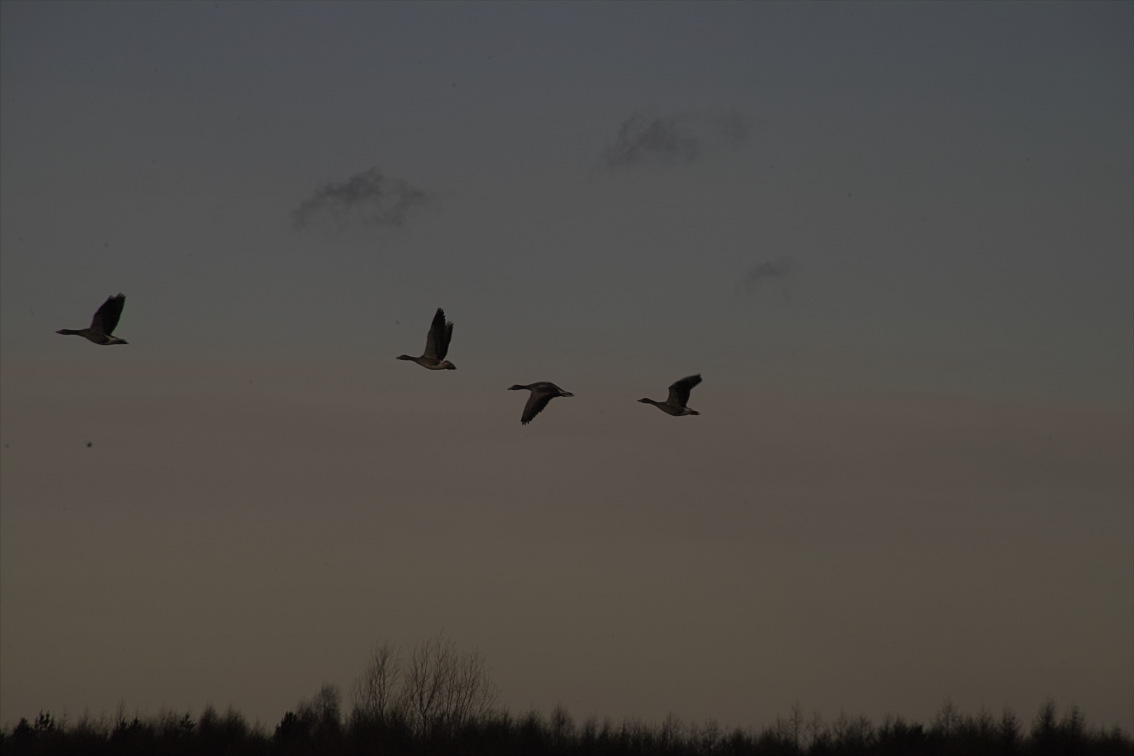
[2, 0, 1132, 735]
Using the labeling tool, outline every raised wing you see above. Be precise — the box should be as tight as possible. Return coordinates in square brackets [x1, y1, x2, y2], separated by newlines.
[424, 308, 453, 360]
[91, 294, 126, 336]
[667, 374, 701, 408]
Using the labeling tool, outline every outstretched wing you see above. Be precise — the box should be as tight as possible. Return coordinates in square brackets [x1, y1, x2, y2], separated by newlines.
[521, 391, 555, 425]
[667, 374, 701, 408]
[424, 308, 453, 360]
[91, 294, 126, 336]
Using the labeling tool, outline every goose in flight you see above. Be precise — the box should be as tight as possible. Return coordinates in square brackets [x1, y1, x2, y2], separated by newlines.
[56, 293, 128, 345]
[397, 308, 456, 370]
[639, 374, 702, 416]
[508, 382, 574, 425]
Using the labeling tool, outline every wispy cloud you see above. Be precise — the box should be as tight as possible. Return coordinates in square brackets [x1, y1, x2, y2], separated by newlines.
[601, 109, 750, 170]
[292, 168, 431, 232]
[740, 256, 794, 295]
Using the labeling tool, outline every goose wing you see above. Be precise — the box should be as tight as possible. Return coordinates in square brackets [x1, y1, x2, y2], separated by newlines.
[521, 389, 556, 425]
[667, 374, 701, 408]
[423, 308, 453, 360]
[90, 294, 125, 336]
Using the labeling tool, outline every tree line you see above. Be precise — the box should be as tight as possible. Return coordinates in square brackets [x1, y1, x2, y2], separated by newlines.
[3, 634, 1131, 756]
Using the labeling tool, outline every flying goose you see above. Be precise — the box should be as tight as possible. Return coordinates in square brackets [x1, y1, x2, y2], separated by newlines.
[56, 294, 128, 345]
[396, 307, 456, 370]
[639, 374, 702, 416]
[508, 382, 574, 425]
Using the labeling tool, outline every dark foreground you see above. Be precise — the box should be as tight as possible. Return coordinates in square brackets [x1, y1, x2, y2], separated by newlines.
[3, 700, 1131, 756]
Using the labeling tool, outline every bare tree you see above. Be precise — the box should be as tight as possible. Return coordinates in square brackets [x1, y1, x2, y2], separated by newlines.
[352, 633, 497, 738]
[446, 643, 497, 727]
[932, 697, 961, 738]
[773, 701, 807, 750]
[806, 708, 826, 750]
[403, 634, 447, 735]
[351, 642, 403, 723]
[296, 683, 341, 741]
[401, 633, 497, 736]
[550, 704, 575, 747]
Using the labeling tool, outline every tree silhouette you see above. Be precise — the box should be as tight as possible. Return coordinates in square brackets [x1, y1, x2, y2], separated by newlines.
[3, 667, 1132, 756]
[348, 632, 497, 740]
[351, 642, 404, 725]
[401, 632, 497, 737]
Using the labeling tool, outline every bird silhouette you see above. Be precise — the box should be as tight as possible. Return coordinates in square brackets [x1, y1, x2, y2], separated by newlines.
[508, 382, 574, 425]
[396, 308, 456, 369]
[56, 294, 128, 345]
[638, 374, 702, 416]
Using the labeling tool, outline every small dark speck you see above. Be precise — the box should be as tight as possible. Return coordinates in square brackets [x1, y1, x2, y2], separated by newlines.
[846, 192, 853, 198]
[86, 442, 93, 448]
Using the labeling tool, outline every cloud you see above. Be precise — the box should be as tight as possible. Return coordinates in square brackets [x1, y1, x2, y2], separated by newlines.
[292, 168, 431, 232]
[740, 256, 794, 294]
[601, 109, 750, 170]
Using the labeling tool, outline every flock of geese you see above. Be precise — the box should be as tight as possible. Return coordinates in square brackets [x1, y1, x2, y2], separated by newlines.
[58, 294, 703, 425]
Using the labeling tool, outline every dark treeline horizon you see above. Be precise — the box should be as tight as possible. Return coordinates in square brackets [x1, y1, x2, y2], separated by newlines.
[4, 636, 1131, 755]
[3, 697, 1131, 756]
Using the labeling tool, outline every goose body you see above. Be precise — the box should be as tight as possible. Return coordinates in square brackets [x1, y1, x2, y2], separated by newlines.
[397, 308, 456, 370]
[639, 374, 701, 416]
[56, 294, 128, 345]
[508, 382, 574, 425]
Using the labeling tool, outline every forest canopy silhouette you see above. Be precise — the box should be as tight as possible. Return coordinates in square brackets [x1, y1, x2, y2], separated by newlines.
[3, 633, 1131, 756]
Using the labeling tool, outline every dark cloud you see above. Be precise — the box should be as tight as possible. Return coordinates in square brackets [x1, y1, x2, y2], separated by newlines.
[601, 109, 750, 170]
[741, 256, 794, 294]
[292, 168, 430, 232]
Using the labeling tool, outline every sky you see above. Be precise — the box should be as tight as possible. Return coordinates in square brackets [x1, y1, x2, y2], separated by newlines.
[1, 0, 1132, 736]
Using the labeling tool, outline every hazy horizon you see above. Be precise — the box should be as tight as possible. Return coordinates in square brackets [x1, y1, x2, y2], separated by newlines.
[2, 0, 1132, 735]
